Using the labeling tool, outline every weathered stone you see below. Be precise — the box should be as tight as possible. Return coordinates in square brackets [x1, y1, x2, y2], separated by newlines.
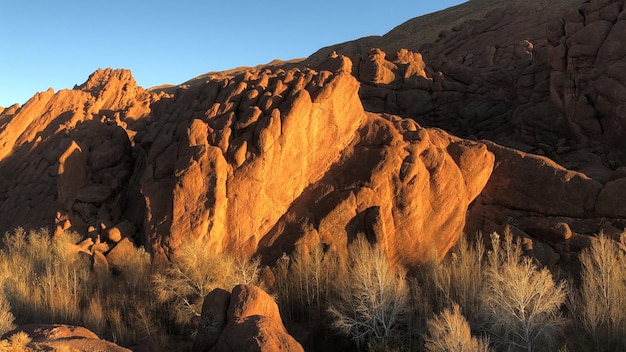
[105, 237, 136, 271]
[1, 324, 131, 352]
[596, 178, 626, 218]
[198, 285, 303, 352]
[192, 288, 230, 352]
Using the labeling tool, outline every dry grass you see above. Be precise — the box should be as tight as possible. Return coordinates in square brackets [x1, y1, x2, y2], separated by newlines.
[0, 291, 15, 336]
[0, 228, 161, 347]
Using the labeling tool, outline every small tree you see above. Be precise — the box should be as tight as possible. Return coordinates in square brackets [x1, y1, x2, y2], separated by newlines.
[424, 304, 490, 352]
[420, 235, 486, 324]
[574, 234, 626, 351]
[481, 232, 566, 352]
[273, 242, 338, 324]
[328, 235, 410, 350]
[153, 240, 261, 327]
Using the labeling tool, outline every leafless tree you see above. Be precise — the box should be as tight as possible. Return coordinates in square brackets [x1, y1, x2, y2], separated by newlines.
[327, 235, 410, 350]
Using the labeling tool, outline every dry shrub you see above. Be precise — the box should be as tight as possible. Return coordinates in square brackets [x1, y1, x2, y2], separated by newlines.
[0, 228, 161, 347]
[273, 242, 338, 324]
[0, 291, 16, 336]
[417, 235, 486, 326]
[482, 232, 566, 352]
[153, 240, 262, 329]
[572, 233, 626, 351]
[327, 235, 410, 350]
[424, 304, 490, 352]
[0, 228, 88, 325]
[0, 331, 32, 352]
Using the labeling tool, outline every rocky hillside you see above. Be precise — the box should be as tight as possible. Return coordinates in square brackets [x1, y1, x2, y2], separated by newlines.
[1, 0, 625, 271]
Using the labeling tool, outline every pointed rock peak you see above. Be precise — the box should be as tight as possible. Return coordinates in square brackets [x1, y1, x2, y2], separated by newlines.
[77, 68, 137, 93]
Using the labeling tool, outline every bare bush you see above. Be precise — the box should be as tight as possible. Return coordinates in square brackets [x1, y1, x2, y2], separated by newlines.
[482, 232, 566, 352]
[153, 240, 261, 327]
[273, 242, 338, 324]
[419, 235, 486, 325]
[327, 235, 410, 350]
[424, 304, 490, 352]
[573, 233, 626, 351]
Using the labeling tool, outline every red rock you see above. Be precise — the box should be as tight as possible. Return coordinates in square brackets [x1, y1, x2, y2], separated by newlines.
[196, 285, 303, 352]
[227, 285, 283, 325]
[595, 178, 626, 218]
[105, 219, 136, 243]
[192, 288, 230, 352]
[57, 141, 88, 205]
[1, 324, 131, 352]
[105, 237, 136, 271]
[212, 315, 303, 352]
[259, 113, 494, 266]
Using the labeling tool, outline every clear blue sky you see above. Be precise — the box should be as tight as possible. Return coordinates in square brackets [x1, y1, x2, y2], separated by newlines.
[0, 1, 466, 107]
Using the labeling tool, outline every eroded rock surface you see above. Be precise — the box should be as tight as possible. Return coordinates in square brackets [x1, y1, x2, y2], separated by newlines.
[2, 0, 624, 271]
[0, 53, 492, 266]
[258, 112, 494, 265]
[312, 0, 626, 261]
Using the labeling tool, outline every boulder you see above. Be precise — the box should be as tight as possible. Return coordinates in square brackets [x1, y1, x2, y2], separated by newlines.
[193, 285, 303, 352]
[106, 237, 136, 271]
[192, 288, 231, 352]
[1, 324, 131, 352]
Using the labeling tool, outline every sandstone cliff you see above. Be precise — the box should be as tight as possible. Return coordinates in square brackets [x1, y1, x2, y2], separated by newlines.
[0, 55, 493, 267]
[2, 0, 625, 271]
[313, 0, 626, 263]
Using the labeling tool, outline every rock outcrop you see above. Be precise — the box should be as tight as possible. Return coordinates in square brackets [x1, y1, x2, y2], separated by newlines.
[0, 54, 493, 267]
[1, 324, 131, 352]
[0, 68, 154, 242]
[140, 55, 364, 260]
[548, 0, 626, 164]
[258, 112, 494, 265]
[312, 0, 626, 262]
[193, 285, 303, 352]
[2, 0, 625, 271]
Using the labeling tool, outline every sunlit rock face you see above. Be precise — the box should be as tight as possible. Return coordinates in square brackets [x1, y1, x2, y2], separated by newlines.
[315, 0, 626, 264]
[0, 54, 494, 266]
[5, 0, 626, 268]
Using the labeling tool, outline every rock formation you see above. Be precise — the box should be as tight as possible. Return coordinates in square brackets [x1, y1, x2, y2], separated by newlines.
[313, 0, 626, 262]
[1, 0, 625, 273]
[193, 285, 303, 352]
[258, 112, 493, 265]
[1, 324, 131, 352]
[0, 53, 493, 267]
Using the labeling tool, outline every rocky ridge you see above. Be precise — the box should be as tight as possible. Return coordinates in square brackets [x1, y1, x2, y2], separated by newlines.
[0, 0, 624, 279]
[0, 53, 493, 269]
[313, 0, 626, 263]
